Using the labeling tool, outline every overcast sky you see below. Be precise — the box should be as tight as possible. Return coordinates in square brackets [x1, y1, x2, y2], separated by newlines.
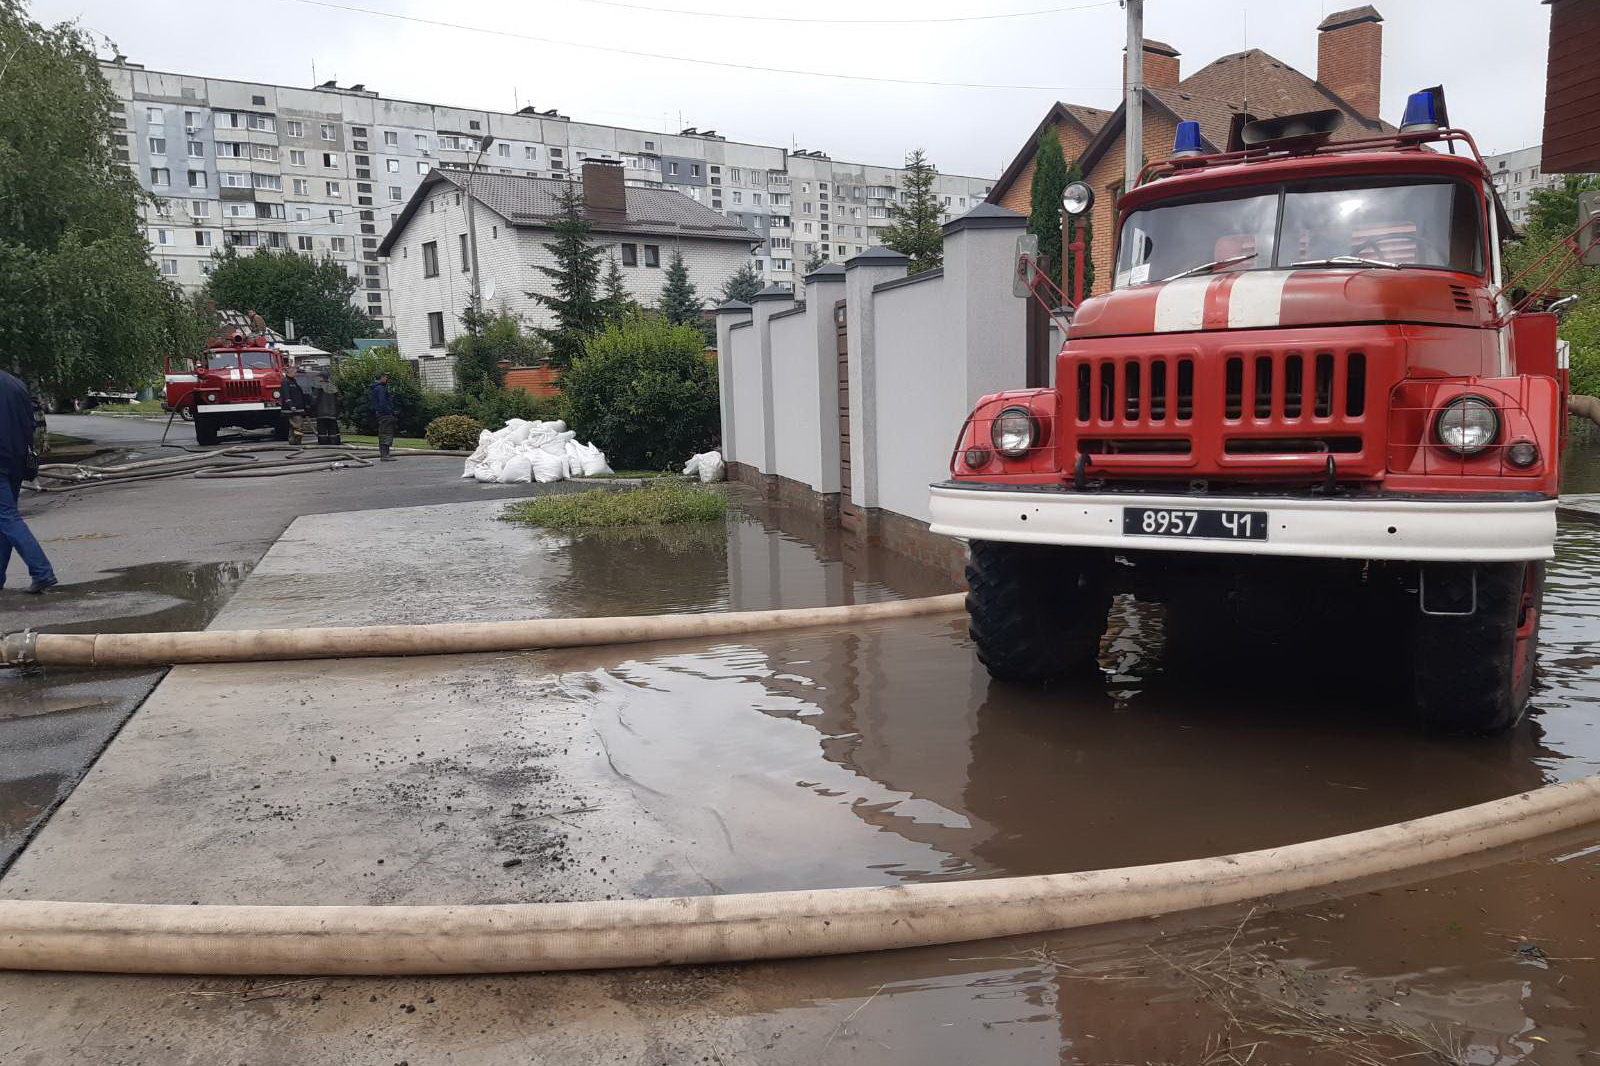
[34, 0, 1552, 176]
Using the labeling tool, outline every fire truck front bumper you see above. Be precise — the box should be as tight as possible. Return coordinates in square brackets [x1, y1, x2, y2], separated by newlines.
[927, 482, 1555, 562]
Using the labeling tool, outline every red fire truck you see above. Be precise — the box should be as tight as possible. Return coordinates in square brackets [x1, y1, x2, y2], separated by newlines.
[931, 93, 1592, 734]
[164, 332, 291, 446]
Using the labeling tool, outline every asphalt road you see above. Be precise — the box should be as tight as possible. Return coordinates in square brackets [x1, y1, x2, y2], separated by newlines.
[0, 414, 584, 872]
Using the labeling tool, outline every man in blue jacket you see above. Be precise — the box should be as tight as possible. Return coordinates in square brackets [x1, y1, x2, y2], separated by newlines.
[369, 372, 397, 461]
[0, 370, 56, 593]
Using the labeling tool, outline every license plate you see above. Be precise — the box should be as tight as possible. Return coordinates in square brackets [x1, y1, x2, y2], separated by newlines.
[1123, 507, 1268, 540]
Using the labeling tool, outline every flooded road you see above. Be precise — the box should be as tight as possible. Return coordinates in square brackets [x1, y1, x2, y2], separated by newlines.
[0, 436, 1597, 1063]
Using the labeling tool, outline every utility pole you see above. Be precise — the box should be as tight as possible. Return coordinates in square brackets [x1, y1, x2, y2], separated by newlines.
[464, 135, 495, 331]
[1124, 0, 1143, 193]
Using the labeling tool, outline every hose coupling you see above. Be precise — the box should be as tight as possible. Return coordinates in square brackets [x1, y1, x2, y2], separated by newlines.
[1, 630, 40, 669]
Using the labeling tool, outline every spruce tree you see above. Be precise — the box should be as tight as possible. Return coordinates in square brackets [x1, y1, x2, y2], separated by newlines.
[600, 254, 630, 326]
[803, 253, 826, 275]
[529, 185, 605, 367]
[1062, 161, 1094, 300]
[718, 261, 762, 303]
[1027, 127, 1069, 291]
[658, 248, 703, 326]
[880, 149, 944, 274]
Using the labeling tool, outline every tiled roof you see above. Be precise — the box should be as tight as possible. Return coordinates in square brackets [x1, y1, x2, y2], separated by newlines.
[378, 168, 760, 255]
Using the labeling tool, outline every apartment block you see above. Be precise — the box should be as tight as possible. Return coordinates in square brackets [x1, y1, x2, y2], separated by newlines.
[1484, 145, 1569, 228]
[100, 60, 996, 331]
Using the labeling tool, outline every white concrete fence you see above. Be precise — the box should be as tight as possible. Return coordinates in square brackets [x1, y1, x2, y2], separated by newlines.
[714, 203, 1029, 570]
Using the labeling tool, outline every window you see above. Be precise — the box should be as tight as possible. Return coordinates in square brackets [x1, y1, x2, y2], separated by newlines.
[643, 244, 660, 267]
[752, 193, 762, 206]
[199, 260, 214, 276]
[644, 140, 655, 150]
[732, 191, 742, 204]
[388, 185, 402, 201]
[252, 173, 281, 191]
[803, 222, 813, 234]
[385, 158, 399, 173]
[246, 114, 275, 132]
[293, 207, 310, 222]
[149, 167, 170, 187]
[145, 107, 163, 124]
[524, 146, 538, 160]
[327, 209, 342, 223]
[620, 242, 637, 266]
[225, 203, 251, 217]
[731, 168, 742, 182]
[322, 153, 340, 168]
[415, 134, 429, 151]
[422, 240, 439, 277]
[188, 170, 207, 189]
[195, 230, 212, 246]
[187, 140, 204, 157]
[255, 202, 285, 220]
[819, 182, 829, 192]
[297, 235, 313, 252]
[800, 182, 810, 193]
[668, 162, 678, 175]
[450, 232, 467, 272]
[1532, 167, 1540, 180]
[321, 123, 337, 141]
[958, 196, 966, 207]
[326, 181, 341, 196]
[292, 178, 309, 195]
[160, 258, 178, 275]
[155, 228, 172, 245]
[148, 136, 166, 154]
[251, 94, 266, 106]
[427, 311, 446, 347]
[491, 225, 498, 239]
[690, 163, 701, 177]
[384, 130, 398, 147]
[331, 237, 346, 252]
[188, 200, 208, 217]
[216, 142, 243, 158]
[220, 171, 250, 188]
[417, 161, 430, 175]
[497, 142, 510, 158]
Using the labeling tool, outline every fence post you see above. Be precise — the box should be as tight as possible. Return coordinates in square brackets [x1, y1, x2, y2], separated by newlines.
[940, 203, 1030, 409]
[843, 248, 909, 518]
[748, 283, 796, 494]
[801, 263, 847, 509]
[713, 300, 752, 466]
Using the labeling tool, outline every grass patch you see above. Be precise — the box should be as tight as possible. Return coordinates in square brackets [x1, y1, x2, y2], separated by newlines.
[87, 399, 165, 415]
[339, 433, 433, 451]
[45, 433, 91, 448]
[501, 480, 726, 529]
[577, 469, 681, 480]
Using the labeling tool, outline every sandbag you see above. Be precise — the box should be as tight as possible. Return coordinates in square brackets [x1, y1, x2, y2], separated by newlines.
[500, 454, 534, 484]
[530, 450, 566, 483]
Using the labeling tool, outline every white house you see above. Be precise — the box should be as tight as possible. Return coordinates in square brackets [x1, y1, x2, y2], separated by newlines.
[379, 160, 760, 387]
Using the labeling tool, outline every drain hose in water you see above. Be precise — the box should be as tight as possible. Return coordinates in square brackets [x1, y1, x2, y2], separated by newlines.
[1, 594, 969, 668]
[2, 775, 1598, 974]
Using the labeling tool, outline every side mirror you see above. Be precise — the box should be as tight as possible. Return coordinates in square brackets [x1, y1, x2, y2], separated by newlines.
[1013, 233, 1040, 298]
[1579, 190, 1600, 267]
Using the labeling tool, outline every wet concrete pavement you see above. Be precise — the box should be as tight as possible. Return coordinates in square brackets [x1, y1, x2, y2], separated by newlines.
[0, 424, 1598, 1063]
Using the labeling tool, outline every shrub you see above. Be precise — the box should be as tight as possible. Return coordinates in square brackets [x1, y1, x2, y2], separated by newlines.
[425, 414, 485, 450]
[466, 382, 562, 428]
[501, 481, 725, 529]
[560, 315, 718, 470]
[333, 348, 425, 435]
[420, 390, 473, 425]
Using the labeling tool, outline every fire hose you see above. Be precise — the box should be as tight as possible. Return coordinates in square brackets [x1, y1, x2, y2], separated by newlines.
[30, 444, 469, 492]
[1, 594, 1598, 974]
[0, 775, 1596, 975]
[1572, 394, 1600, 428]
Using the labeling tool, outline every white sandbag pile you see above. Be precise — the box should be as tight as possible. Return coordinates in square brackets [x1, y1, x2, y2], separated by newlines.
[460, 419, 613, 484]
[682, 450, 726, 483]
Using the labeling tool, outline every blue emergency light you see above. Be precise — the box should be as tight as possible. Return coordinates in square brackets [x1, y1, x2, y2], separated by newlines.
[1400, 90, 1440, 133]
[1172, 120, 1204, 158]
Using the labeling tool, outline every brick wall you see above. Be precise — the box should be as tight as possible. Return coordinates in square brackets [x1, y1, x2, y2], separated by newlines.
[993, 117, 1093, 217]
[1316, 13, 1382, 120]
[1080, 110, 1177, 296]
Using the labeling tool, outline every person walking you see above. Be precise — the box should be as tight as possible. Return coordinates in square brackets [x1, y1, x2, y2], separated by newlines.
[312, 370, 341, 445]
[281, 361, 309, 445]
[0, 370, 57, 594]
[369, 371, 398, 461]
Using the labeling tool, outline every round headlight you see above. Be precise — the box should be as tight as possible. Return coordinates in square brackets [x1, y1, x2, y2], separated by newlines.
[963, 446, 992, 470]
[205, 392, 219, 403]
[1062, 181, 1094, 217]
[271, 388, 281, 399]
[1435, 396, 1499, 456]
[1506, 440, 1539, 468]
[991, 406, 1036, 458]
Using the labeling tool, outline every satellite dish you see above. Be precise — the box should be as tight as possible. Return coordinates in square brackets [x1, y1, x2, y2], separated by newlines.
[483, 280, 498, 302]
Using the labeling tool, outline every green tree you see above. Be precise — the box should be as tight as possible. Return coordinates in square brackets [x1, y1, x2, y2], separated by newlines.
[600, 254, 630, 326]
[561, 314, 719, 469]
[718, 261, 762, 303]
[530, 185, 605, 368]
[658, 248, 703, 326]
[803, 253, 826, 275]
[1504, 174, 1600, 396]
[880, 149, 943, 274]
[201, 247, 376, 350]
[1027, 127, 1068, 291]
[450, 308, 543, 391]
[0, 2, 205, 400]
[1062, 161, 1094, 301]
[332, 347, 424, 435]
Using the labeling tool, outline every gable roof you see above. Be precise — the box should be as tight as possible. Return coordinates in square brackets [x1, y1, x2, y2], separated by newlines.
[377, 167, 760, 255]
[987, 101, 1114, 206]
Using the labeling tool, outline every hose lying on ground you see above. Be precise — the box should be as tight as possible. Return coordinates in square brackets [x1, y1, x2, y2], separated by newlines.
[0, 594, 969, 669]
[2, 773, 1597, 975]
[1573, 394, 1600, 429]
[31, 444, 470, 492]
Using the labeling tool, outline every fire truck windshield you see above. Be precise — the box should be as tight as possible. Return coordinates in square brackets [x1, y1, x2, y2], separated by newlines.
[1115, 178, 1484, 287]
[239, 349, 277, 370]
[205, 353, 240, 371]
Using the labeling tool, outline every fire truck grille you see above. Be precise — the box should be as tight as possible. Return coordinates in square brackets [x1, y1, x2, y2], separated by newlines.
[1074, 355, 1195, 424]
[1221, 351, 1366, 421]
[223, 381, 260, 401]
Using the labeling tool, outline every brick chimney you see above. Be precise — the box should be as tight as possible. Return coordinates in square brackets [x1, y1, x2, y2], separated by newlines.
[1124, 39, 1181, 90]
[1317, 5, 1383, 119]
[581, 160, 626, 217]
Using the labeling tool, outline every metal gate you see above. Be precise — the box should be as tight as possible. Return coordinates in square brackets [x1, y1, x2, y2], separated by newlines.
[835, 299, 860, 533]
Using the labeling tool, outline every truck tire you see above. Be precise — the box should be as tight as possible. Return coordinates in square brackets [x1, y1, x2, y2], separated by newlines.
[965, 539, 1111, 685]
[194, 415, 219, 446]
[1412, 561, 1544, 735]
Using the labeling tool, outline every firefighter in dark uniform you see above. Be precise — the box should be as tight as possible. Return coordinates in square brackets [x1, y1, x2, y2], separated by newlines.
[280, 361, 309, 445]
[312, 370, 341, 445]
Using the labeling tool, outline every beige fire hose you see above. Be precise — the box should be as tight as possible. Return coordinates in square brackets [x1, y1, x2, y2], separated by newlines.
[1573, 394, 1600, 428]
[2, 774, 1598, 975]
[0, 594, 970, 669]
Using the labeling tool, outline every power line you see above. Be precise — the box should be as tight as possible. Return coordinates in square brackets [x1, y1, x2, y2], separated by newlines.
[553, 0, 1119, 25]
[283, 0, 1123, 92]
